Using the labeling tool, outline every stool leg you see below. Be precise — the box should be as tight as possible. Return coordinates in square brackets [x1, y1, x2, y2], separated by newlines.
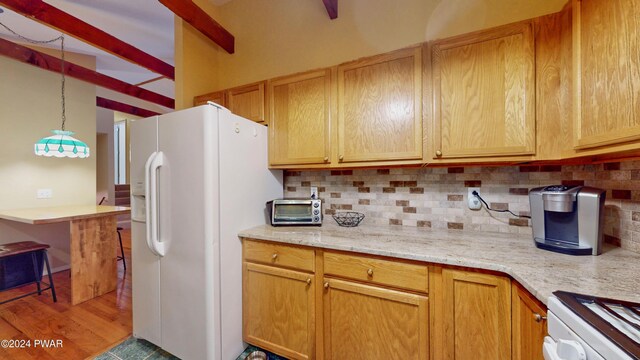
[31, 252, 42, 295]
[43, 250, 57, 303]
[117, 230, 126, 271]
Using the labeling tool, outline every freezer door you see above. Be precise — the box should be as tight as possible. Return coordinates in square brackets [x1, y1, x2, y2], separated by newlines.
[218, 111, 283, 359]
[130, 116, 162, 346]
[157, 105, 219, 360]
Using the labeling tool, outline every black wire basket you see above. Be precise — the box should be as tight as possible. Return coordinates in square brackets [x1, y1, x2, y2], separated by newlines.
[332, 212, 365, 227]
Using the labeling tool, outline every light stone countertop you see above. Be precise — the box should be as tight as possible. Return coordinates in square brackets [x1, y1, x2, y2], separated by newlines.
[239, 224, 640, 305]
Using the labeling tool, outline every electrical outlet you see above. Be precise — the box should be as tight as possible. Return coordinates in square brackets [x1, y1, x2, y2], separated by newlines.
[468, 188, 481, 210]
[310, 186, 318, 199]
[37, 189, 52, 199]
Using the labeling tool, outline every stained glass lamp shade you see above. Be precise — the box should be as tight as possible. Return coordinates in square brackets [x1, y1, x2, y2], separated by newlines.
[34, 130, 90, 158]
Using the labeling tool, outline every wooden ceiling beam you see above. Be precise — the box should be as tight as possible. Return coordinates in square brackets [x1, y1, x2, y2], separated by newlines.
[97, 97, 160, 118]
[0, 37, 175, 108]
[322, 0, 338, 19]
[0, 0, 175, 79]
[158, 0, 235, 54]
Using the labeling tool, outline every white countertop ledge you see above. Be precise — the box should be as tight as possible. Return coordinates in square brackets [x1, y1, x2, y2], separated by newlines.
[239, 224, 640, 305]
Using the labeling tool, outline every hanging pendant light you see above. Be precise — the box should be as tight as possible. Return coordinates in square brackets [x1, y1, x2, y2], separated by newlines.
[32, 34, 89, 158]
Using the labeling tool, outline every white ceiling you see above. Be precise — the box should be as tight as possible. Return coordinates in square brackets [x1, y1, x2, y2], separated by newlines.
[0, 0, 175, 103]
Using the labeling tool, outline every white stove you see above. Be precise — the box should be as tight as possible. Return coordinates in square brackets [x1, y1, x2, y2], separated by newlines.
[544, 291, 640, 360]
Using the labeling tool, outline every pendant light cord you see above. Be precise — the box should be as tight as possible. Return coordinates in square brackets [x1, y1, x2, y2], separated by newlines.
[0, 21, 66, 130]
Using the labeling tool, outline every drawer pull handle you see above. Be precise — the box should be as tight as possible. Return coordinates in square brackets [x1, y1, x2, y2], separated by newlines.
[272, 253, 278, 260]
[306, 278, 312, 285]
[534, 313, 547, 322]
[323, 157, 329, 162]
[324, 282, 330, 289]
[436, 150, 442, 157]
[367, 268, 373, 276]
[339, 155, 344, 161]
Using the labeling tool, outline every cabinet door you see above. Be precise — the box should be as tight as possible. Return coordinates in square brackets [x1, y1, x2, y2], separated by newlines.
[243, 262, 315, 360]
[337, 47, 423, 163]
[441, 269, 511, 359]
[512, 283, 547, 360]
[193, 90, 225, 107]
[323, 278, 429, 360]
[269, 69, 332, 166]
[228, 82, 267, 124]
[432, 21, 535, 159]
[573, 0, 640, 150]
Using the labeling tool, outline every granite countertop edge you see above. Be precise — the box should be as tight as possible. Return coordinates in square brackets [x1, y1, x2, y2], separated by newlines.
[239, 224, 640, 306]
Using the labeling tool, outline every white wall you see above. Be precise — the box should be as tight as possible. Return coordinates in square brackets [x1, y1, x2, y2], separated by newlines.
[96, 107, 115, 205]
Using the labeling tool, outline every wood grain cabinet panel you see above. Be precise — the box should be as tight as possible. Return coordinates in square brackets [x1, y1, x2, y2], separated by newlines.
[323, 251, 428, 293]
[227, 81, 267, 124]
[431, 21, 536, 159]
[573, 0, 640, 150]
[243, 239, 315, 273]
[337, 47, 423, 163]
[323, 278, 429, 360]
[193, 90, 225, 107]
[440, 269, 511, 359]
[512, 283, 547, 360]
[243, 262, 315, 360]
[269, 69, 332, 165]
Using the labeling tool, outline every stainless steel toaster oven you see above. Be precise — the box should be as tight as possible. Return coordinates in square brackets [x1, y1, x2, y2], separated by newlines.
[267, 198, 322, 226]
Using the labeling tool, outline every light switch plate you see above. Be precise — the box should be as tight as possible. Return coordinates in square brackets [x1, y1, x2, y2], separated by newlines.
[310, 186, 318, 199]
[37, 188, 52, 199]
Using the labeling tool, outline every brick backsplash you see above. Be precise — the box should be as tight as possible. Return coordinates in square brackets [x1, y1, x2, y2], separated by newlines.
[284, 162, 640, 254]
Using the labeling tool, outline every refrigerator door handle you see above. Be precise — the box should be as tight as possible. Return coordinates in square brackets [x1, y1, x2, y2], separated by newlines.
[145, 151, 166, 257]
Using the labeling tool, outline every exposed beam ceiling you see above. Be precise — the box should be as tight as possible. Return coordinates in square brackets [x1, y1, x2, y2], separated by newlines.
[0, 36, 174, 108]
[97, 97, 160, 118]
[322, 0, 338, 19]
[0, 0, 175, 79]
[158, 0, 235, 54]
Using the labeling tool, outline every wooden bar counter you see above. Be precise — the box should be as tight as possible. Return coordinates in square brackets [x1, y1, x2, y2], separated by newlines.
[0, 205, 130, 305]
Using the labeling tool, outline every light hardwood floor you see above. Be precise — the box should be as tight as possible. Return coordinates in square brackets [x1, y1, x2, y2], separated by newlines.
[0, 229, 133, 360]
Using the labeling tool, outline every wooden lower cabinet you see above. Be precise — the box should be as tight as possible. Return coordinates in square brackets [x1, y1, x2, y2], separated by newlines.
[512, 283, 547, 360]
[323, 278, 429, 360]
[242, 240, 548, 360]
[433, 267, 512, 360]
[243, 262, 315, 360]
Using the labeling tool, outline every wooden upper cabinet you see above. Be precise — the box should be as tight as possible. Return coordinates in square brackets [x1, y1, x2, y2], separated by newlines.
[431, 21, 536, 159]
[337, 47, 423, 163]
[227, 81, 267, 124]
[193, 90, 225, 107]
[573, 0, 640, 150]
[440, 269, 511, 359]
[512, 283, 547, 360]
[269, 69, 332, 166]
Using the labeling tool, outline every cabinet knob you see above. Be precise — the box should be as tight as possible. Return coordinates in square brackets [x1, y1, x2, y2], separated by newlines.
[435, 150, 442, 157]
[323, 156, 329, 162]
[533, 313, 547, 322]
[367, 268, 373, 276]
[339, 155, 344, 161]
[323, 282, 330, 289]
[306, 278, 312, 285]
[272, 253, 278, 260]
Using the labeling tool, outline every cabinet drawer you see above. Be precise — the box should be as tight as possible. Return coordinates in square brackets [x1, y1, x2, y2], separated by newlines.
[323, 251, 428, 293]
[243, 239, 314, 273]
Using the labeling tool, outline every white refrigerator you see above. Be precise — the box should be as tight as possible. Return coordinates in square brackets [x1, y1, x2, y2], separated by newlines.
[130, 104, 283, 360]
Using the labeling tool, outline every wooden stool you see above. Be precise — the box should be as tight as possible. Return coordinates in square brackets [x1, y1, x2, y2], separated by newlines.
[117, 227, 126, 271]
[0, 241, 57, 304]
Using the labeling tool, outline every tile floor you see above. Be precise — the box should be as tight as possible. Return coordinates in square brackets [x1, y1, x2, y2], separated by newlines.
[94, 338, 287, 360]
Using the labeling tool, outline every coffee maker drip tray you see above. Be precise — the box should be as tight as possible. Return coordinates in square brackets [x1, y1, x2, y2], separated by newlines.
[534, 237, 593, 256]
